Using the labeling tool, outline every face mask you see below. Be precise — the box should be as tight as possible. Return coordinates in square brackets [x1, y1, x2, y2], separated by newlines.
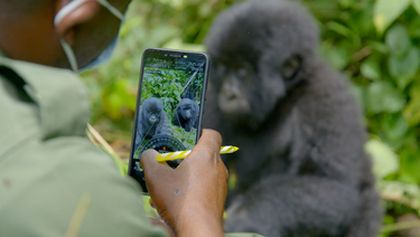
[54, 0, 125, 72]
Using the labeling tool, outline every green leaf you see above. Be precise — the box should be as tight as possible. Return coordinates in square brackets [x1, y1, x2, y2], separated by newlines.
[164, 38, 205, 51]
[366, 139, 399, 179]
[388, 48, 419, 88]
[400, 144, 420, 183]
[338, 0, 352, 8]
[404, 82, 420, 126]
[374, 0, 411, 33]
[361, 58, 381, 80]
[379, 114, 409, 149]
[366, 81, 405, 114]
[413, 0, 420, 15]
[369, 41, 388, 54]
[326, 22, 352, 38]
[321, 42, 350, 69]
[385, 24, 411, 57]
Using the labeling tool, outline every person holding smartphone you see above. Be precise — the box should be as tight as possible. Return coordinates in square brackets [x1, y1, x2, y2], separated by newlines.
[0, 1, 261, 237]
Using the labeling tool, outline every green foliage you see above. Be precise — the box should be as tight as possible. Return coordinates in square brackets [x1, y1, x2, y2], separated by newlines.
[142, 65, 188, 111]
[366, 139, 399, 179]
[172, 126, 197, 149]
[304, 0, 420, 234]
[373, 0, 411, 34]
[82, 0, 420, 234]
[304, 0, 420, 180]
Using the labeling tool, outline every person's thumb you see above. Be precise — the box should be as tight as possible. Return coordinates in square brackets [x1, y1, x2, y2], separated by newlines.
[140, 149, 160, 169]
[140, 149, 173, 184]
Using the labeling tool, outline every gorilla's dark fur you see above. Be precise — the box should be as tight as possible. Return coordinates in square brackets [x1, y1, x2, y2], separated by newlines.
[204, 0, 382, 236]
[173, 98, 199, 132]
[136, 97, 170, 143]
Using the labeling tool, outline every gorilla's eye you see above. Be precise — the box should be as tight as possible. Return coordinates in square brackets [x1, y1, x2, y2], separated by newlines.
[217, 64, 228, 74]
[281, 55, 302, 81]
[234, 63, 254, 81]
[238, 68, 248, 78]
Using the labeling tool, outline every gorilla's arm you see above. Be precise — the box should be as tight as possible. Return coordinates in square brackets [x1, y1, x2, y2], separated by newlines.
[156, 110, 171, 136]
[225, 175, 361, 237]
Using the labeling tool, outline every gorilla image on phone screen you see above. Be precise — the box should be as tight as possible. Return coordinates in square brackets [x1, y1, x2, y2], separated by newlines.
[129, 49, 208, 190]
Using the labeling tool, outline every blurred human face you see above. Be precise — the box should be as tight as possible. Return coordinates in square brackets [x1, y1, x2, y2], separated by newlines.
[55, 0, 128, 71]
[54, 0, 132, 70]
[0, 0, 131, 67]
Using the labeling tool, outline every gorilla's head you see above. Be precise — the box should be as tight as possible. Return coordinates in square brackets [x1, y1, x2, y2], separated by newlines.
[206, 0, 319, 130]
[178, 98, 198, 120]
[142, 97, 164, 126]
[173, 98, 199, 132]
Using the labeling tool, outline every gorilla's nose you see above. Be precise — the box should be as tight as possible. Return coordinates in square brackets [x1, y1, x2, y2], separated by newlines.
[225, 91, 235, 100]
[149, 115, 158, 123]
[185, 111, 192, 119]
[226, 89, 241, 102]
[222, 84, 240, 102]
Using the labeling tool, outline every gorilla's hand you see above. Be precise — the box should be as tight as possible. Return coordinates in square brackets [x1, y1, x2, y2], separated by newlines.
[141, 129, 227, 237]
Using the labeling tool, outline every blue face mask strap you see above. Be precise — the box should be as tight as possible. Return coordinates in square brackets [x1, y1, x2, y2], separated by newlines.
[60, 39, 79, 73]
[97, 0, 125, 21]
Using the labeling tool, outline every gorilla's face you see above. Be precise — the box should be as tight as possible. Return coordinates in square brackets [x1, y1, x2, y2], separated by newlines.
[180, 102, 194, 119]
[216, 62, 254, 119]
[212, 52, 303, 130]
[206, 0, 318, 130]
[148, 112, 158, 124]
[173, 98, 199, 132]
[142, 98, 164, 126]
[147, 108, 161, 124]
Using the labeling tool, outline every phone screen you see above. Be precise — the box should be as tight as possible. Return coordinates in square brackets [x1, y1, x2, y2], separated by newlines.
[129, 48, 209, 189]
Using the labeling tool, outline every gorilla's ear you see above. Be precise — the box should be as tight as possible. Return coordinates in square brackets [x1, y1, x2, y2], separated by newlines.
[281, 54, 304, 90]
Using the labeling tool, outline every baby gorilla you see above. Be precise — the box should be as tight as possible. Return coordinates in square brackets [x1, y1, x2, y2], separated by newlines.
[136, 97, 170, 143]
[173, 98, 199, 132]
[204, 0, 382, 236]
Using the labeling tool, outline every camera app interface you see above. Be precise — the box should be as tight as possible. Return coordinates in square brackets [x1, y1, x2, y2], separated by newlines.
[132, 50, 207, 174]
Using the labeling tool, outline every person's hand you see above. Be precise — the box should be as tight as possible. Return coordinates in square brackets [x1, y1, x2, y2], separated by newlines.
[141, 129, 228, 237]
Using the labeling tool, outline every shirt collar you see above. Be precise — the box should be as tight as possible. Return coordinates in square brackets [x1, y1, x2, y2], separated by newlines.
[0, 55, 90, 139]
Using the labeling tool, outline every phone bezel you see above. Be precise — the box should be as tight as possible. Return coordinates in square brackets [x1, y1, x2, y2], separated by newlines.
[128, 48, 210, 192]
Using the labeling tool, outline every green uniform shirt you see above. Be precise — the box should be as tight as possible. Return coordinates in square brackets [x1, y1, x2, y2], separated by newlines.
[0, 55, 262, 237]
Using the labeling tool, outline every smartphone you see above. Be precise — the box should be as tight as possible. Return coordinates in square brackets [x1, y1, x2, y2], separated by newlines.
[128, 48, 210, 191]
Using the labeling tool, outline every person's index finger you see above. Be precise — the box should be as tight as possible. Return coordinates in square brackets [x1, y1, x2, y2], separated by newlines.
[194, 129, 222, 156]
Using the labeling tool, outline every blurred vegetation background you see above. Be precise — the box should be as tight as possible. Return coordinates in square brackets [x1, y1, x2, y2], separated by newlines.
[82, 0, 420, 236]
